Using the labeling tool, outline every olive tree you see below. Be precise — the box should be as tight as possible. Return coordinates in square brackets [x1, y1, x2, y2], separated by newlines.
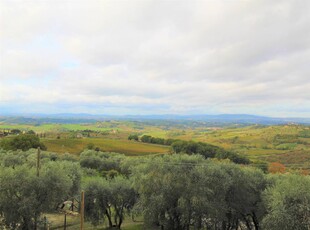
[131, 154, 267, 230]
[132, 154, 207, 230]
[262, 174, 310, 230]
[0, 162, 74, 229]
[83, 176, 136, 229]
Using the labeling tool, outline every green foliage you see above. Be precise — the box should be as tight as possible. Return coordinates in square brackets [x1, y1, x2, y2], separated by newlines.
[83, 176, 137, 228]
[0, 150, 26, 168]
[251, 160, 269, 173]
[0, 163, 74, 229]
[27, 130, 36, 135]
[128, 134, 139, 141]
[132, 154, 202, 229]
[83, 177, 111, 226]
[0, 134, 46, 151]
[171, 139, 250, 164]
[132, 154, 265, 229]
[80, 150, 125, 176]
[140, 135, 250, 164]
[299, 130, 310, 138]
[262, 174, 310, 230]
[215, 150, 250, 164]
[275, 143, 297, 150]
[140, 135, 177, 145]
[86, 142, 95, 150]
[11, 129, 21, 134]
[140, 135, 152, 143]
[54, 161, 82, 197]
[0, 145, 309, 229]
[221, 165, 267, 229]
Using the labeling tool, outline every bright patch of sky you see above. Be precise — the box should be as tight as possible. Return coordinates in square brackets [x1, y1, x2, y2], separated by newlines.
[0, 0, 309, 117]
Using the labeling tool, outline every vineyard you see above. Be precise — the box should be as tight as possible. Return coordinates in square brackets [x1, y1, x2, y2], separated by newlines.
[1, 122, 309, 170]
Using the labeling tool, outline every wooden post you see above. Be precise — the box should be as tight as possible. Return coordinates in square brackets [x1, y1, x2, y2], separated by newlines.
[64, 213, 67, 230]
[80, 191, 84, 230]
[36, 147, 41, 177]
[71, 198, 74, 211]
[43, 216, 47, 230]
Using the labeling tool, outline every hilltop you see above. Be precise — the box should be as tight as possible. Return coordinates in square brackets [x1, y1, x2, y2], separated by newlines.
[1, 113, 310, 125]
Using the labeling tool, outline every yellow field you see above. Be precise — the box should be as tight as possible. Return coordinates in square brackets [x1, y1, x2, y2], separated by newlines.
[42, 138, 169, 156]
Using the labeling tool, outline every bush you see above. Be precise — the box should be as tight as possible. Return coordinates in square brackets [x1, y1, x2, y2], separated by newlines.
[86, 143, 95, 150]
[128, 134, 139, 141]
[0, 134, 46, 151]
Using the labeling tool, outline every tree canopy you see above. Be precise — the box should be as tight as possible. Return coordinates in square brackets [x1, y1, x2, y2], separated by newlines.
[0, 134, 46, 151]
[0, 148, 309, 229]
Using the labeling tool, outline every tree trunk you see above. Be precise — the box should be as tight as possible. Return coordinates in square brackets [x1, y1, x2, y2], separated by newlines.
[222, 221, 227, 230]
[194, 215, 202, 230]
[22, 217, 33, 230]
[252, 212, 260, 230]
[105, 209, 113, 227]
[118, 215, 123, 229]
[234, 219, 239, 230]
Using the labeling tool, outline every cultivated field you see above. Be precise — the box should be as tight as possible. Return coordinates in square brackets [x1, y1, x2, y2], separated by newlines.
[144, 124, 310, 169]
[42, 138, 169, 156]
[1, 121, 309, 169]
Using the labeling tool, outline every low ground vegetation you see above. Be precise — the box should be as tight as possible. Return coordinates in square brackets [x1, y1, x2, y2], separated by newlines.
[0, 134, 46, 151]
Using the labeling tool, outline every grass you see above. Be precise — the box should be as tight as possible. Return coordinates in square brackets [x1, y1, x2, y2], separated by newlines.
[0, 122, 123, 133]
[45, 212, 144, 230]
[142, 124, 310, 169]
[42, 138, 169, 156]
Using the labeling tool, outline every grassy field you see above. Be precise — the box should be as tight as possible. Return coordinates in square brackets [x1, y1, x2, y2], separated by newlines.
[1, 122, 310, 168]
[45, 212, 145, 230]
[0, 121, 169, 156]
[142, 124, 310, 168]
[42, 138, 169, 156]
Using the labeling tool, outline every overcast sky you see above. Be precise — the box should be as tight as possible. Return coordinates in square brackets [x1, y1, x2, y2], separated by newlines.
[0, 0, 309, 117]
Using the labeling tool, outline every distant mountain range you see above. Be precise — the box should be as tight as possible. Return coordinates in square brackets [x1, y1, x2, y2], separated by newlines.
[0, 113, 309, 125]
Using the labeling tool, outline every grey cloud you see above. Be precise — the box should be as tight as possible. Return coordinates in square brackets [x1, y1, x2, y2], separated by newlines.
[0, 0, 309, 116]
